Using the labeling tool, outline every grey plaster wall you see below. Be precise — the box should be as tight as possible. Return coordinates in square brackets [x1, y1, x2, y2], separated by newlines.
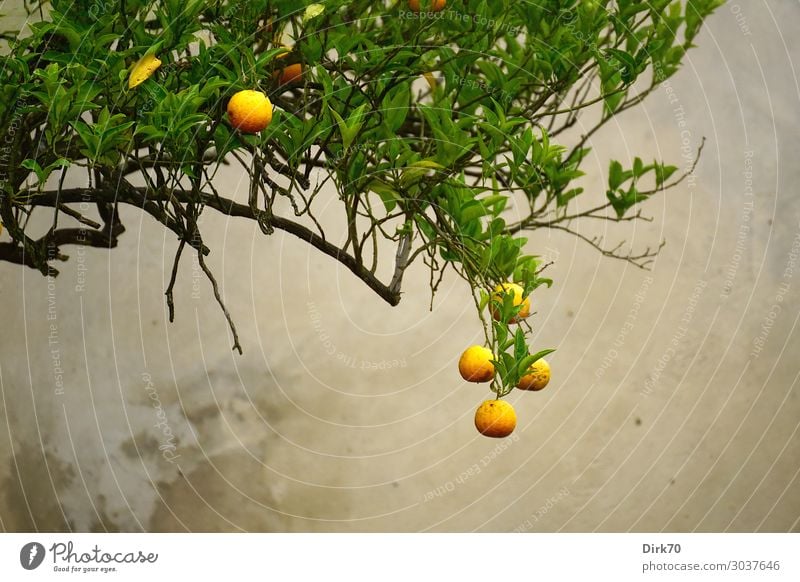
[0, 1, 797, 531]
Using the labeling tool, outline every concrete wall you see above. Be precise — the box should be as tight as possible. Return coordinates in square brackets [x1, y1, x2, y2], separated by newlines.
[1, 1, 798, 531]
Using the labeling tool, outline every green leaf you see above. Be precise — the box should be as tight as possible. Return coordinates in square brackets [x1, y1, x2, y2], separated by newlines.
[367, 180, 401, 212]
[478, 290, 490, 312]
[70, 119, 99, 160]
[22, 157, 70, 184]
[499, 352, 516, 381]
[604, 90, 626, 114]
[460, 200, 489, 224]
[383, 84, 410, 132]
[557, 187, 583, 207]
[607, 189, 627, 218]
[514, 328, 527, 361]
[400, 160, 443, 190]
[331, 103, 368, 150]
[409, 159, 444, 170]
[20, 159, 45, 182]
[609, 160, 624, 190]
[633, 156, 644, 177]
[480, 194, 508, 215]
[517, 349, 556, 376]
[654, 163, 679, 186]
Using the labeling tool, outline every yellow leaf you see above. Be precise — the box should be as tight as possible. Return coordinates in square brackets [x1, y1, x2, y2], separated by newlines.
[304, 3, 325, 21]
[128, 53, 162, 89]
[423, 71, 437, 90]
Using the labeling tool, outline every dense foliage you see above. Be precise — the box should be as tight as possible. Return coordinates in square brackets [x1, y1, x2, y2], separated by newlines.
[0, 0, 720, 392]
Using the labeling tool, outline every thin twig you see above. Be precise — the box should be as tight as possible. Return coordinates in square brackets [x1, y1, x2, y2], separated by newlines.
[196, 247, 243, 355]
[165, 239, 186, 323]
[548, 224, 665, 269]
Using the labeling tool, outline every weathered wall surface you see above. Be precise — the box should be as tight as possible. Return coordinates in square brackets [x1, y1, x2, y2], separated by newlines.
[1, 2, 798, 532]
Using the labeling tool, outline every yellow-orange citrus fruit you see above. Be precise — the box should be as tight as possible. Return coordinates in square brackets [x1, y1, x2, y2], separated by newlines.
[491, 282, 530, 323]
[516, 358, 551, 391]
[279, 62, 303, 85]
[409, 0, 446, 12]
[458, 345, 495, 383]
[474, 399, 516, 438]
[276, 48, 303, 86]
[227, 90, 273, 133]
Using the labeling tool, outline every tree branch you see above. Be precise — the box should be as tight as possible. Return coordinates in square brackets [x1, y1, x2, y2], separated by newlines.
[19, 185, 402, 306]
[547, 224, 665, 269]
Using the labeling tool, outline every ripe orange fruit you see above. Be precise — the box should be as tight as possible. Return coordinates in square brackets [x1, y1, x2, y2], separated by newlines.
[516, 358, 551, 391]
[276, 48, 303, 86]
[279, 62, 303, 85]
[227, 89, 273, 133]
[408, 0, 447, 12]
[458, 345, 495, 383]
[491, 282, 530, 323]
[409, 0, 446, 11]
[474, 399, 516, 438]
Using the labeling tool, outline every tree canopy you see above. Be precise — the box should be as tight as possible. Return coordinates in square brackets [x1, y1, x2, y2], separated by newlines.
[0, 0, 720, 395]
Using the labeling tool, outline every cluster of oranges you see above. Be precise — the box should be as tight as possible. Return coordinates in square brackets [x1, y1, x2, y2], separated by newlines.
[459, 283, 552, 438]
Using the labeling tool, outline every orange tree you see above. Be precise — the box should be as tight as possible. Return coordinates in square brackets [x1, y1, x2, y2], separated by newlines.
[0, 0, 719, 402]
